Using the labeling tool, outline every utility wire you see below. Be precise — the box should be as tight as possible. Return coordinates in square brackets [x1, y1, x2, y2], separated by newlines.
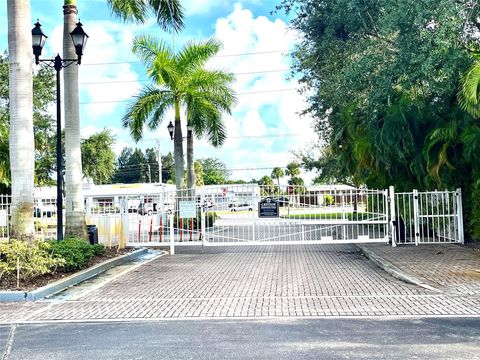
[78, 69, 291, 85]
[81, 50, 292, 66]
[79, 88, 299, 105]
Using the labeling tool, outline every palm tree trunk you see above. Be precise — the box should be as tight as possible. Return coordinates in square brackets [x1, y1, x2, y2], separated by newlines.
[186, 133, 195, 200]
[7, 0, 35, 240]
[173, 99, 184, 192]
[63, 0, 86, 238]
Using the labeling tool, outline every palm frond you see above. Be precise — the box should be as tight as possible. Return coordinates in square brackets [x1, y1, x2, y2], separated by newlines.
[122, 85, 174, 141]
[458, 61, 480, 118]
[176, 38, 222, 74]
[148, 0, 184, 32]
[132, 35, 178, 86]
[108, 0, 184, 32]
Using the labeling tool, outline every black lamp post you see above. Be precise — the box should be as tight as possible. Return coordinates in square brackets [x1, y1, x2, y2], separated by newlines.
[32, 20, 89, 242]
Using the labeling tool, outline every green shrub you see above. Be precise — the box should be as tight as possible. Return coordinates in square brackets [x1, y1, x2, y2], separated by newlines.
[172, 211, 218, 229]
[49, 237, 95, 272]
[92, 243, 106, 256]
[0, 239, 64, 284]
[324, 195, 334, 206]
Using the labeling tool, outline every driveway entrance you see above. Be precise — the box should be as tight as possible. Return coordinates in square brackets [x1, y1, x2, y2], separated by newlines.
[10, 244, 477, 321]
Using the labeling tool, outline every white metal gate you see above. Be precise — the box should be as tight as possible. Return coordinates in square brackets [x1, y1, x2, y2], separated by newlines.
[81, 184, 464, 249]
[202, 185, 390, 246]
[391, 187, 464, 245]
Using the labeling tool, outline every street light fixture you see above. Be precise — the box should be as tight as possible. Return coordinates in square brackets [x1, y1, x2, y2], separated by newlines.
[166, 121, 193, 140]
[32, 20, 89, 242]
[167, 121, 174, 140]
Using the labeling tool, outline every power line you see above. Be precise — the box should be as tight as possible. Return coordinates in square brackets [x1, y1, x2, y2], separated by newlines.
[78, 69, 291, 85]
[79, 88, 299, 105]
[81, 49, 292, 66]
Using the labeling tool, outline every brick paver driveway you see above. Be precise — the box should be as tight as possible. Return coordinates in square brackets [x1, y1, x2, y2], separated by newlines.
[1, 245, 480, 322]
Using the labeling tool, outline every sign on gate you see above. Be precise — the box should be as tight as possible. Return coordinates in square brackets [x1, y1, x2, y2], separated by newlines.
[258, 198, 279, 218]
[179, 201, 196, 218]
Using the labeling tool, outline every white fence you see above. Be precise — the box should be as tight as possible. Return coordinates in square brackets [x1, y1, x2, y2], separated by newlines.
[391, 188, 464, 245]
[0, 185, 465, 248]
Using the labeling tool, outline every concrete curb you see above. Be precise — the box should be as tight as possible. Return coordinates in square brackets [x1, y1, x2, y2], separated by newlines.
[0, 248, 148, 302]
[357, 245, 442, 293]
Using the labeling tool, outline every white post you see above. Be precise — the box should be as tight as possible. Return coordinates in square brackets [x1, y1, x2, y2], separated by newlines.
[157, 140, 162, 184]
[456, 188, 464, 244]
[389, 186, 397, 247]
[169, 213, 175, 255]
[413, 189, 420, 246]
[201, 205, 206, 247]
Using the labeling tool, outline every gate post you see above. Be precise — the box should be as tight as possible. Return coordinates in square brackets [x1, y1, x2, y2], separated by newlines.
[169, 213, 175, 255]
[389, 186, 397, 247]
[201, 205, 206, 248]
[456, 188, 465, 244]
[413, 189, 420, 246]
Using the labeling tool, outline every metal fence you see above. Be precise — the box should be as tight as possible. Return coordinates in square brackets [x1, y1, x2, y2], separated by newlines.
[0, 195, 10, 240]
[392, 188, 464, 245]
[0, 185, 465, 249]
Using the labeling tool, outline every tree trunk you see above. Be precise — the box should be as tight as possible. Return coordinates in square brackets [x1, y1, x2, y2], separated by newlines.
[186, 132, 195, 200]
[173, 99, 184, 193]
[63, 0, 86, 239]
[7, 0, 35, 240]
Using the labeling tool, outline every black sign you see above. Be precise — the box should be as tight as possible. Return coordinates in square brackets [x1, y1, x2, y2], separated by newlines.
[258, 198, 279, 218]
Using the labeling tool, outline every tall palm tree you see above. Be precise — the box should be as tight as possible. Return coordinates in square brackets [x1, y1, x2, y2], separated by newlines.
[63, 0, 85, 238]
[122, 36, 236, 193]
[61, 0, 184, 238]
[7, 0, 35, 240]
[271, 167, 284, 188]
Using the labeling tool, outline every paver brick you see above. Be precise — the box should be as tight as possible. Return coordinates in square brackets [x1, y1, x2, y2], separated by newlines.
[1, 244, 479, 322]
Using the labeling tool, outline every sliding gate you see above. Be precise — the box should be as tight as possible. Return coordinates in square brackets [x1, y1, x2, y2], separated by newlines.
[203, 187, 390, 246]
[97, 185, 464, 248]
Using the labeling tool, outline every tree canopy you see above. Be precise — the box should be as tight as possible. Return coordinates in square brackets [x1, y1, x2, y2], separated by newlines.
[279, 0, 480, 237]
[81, 130, 116, 185]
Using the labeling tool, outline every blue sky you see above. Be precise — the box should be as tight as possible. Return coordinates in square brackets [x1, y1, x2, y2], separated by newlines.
[0, 0, 317, 184]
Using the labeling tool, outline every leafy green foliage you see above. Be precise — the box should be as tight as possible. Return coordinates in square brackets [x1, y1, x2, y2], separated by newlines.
[0, 239, 64, 283]
[197, 158, 230, 185]
[280, 0, 480, 239]
[49, 237, 95, 272]
[81, 130, 117, 185]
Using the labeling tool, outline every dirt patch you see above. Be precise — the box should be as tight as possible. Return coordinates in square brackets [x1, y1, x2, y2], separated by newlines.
[0, 247, 133, 292]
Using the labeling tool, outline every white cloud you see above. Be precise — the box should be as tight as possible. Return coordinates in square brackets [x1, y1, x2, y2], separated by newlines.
[192, 3, 317, 183]
[182, 0, 261, 16]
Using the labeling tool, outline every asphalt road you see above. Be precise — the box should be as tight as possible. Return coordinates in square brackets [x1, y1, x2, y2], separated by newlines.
[1, 318, 479, 360]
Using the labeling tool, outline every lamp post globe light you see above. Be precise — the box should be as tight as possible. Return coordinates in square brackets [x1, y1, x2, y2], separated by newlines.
[31, 20, 88, 241]
[166, 121, 193, 140]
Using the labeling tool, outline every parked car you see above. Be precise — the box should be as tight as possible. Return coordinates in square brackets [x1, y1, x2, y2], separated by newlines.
[138, 202, 155, 215]
[138, 202, 173, 215]
[230, 203, 254, 211]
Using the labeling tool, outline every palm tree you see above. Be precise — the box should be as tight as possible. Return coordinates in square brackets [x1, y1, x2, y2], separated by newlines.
[122, 36, 236, 194]
[7, 0, 35, 239]
[458, 53, 480, 118]
[271, 167, 284, 188]
[61, 0, 184, 238]
[63, 0, 85, 238]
